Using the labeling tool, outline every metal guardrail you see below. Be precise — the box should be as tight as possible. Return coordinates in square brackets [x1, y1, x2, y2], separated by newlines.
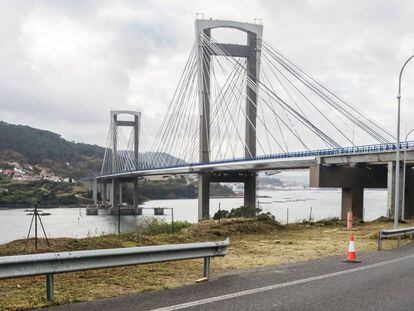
[0, 239, 229, 301]
[378, 227, 414, 250]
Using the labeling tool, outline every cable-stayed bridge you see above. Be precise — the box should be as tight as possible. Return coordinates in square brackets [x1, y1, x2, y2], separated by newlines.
[90, 19, 414, 221]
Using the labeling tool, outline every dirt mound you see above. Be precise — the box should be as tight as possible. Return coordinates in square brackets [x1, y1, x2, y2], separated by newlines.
[371, 216, 393, 223]
[185, 217, 283, 238]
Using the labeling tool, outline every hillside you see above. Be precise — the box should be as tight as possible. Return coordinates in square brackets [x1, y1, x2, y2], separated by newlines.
[0, 121, 104, 179]
[0, 122, 189, 179]
[0, 121, 237, 205]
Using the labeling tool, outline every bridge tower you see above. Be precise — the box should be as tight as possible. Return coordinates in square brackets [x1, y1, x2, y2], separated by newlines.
[196, 19, 263, 220]
[98, 110, 141, 210]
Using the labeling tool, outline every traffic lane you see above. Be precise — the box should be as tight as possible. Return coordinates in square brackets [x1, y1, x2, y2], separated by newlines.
[49, 243, 414, 311]
[187, 249, 414, 311]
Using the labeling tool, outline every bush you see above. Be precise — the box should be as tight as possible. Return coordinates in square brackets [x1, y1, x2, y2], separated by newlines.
[213, 209, 229, 220]
[133, 217, 192, 235]
[257, 212, 278, 223]
[213, 205, 267, 220]
[228, 206, 261, 218]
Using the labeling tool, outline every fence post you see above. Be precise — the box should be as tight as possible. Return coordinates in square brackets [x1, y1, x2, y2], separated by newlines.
[286, 208, 289, 226]
[378, 231, 382, 251]
[171, 208, 174, 234]
[46, 273, 54, 301]
[203, 257, 210, 279]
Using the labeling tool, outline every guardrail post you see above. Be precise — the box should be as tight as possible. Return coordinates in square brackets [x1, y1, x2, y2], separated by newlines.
[46, 273, 54, 301]
[378, 231, 382, 251]
[203, 257, 210, 279]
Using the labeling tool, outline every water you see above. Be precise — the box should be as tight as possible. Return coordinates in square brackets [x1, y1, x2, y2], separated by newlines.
[0, 189, 387, 244]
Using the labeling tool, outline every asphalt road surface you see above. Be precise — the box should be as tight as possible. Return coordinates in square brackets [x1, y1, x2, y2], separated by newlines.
[50, 242, 414, 311]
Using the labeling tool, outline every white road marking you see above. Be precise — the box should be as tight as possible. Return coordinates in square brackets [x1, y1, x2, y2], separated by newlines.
[150, 253, 414, 311]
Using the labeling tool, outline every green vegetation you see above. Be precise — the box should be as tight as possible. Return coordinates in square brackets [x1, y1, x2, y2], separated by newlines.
[0, 121, 237, 205]
[139, 177, 196, 200]
[0, 176, 236, 207]
[0, 178, 88, 206]
[136, 178, 236, 200]
[0, 121, 104, 178]
[213, 205, 275, 220]
[210, 182, 236, 197]
[116, 177, 236, 204]
[0, 121, 104, 164]
[133, 217, 192, 235]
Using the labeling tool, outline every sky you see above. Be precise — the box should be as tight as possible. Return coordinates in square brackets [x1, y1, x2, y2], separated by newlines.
[1, 0, 414, 148]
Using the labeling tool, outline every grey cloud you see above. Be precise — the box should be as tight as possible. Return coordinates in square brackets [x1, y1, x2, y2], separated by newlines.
[0, 0, 414, 147]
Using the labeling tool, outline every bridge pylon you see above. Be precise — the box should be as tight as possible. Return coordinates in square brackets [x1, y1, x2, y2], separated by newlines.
[94, 110, 141, 210]
[196, 19, 263, 220]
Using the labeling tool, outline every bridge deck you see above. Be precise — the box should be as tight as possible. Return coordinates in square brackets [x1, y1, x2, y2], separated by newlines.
[96, 142, 414, 180]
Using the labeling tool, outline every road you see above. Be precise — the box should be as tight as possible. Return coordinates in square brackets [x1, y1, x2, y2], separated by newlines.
[51, 242, 414, 311]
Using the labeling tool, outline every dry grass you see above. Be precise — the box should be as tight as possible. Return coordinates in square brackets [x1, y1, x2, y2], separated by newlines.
[0, 217, 412, 310]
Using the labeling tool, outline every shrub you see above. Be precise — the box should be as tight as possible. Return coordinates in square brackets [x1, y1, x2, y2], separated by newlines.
[134, 217, 192, 235]
[212, 209, 229, 220]
[213, 205, 271, 220]
[228, 206, 261, 218]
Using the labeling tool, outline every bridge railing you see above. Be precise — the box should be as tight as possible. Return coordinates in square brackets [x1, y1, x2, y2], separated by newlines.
[96, 141, 414, 177]
[0, 239, 229, 301]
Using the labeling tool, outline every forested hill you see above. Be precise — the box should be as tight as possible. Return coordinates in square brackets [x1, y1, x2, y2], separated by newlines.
[0, 121, 104, 178]
[0, 121, 187, 179]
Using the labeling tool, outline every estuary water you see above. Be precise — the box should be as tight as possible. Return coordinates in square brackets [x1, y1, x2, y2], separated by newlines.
[0, 189, 388, 244]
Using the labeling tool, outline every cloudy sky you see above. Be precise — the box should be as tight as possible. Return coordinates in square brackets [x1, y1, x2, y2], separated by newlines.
[1, 0, 414, 147]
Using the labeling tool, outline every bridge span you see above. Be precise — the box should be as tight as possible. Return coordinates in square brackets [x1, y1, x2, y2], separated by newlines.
[91, 141, 414, 222]
[86, 18, 409, 222]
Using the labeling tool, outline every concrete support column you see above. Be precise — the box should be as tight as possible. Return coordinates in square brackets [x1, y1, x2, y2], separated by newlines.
[404, 186, 414, 219]
[198, 173, 210, 221]
[92, 179, 97, 205]
[341, 187, 364, 220]
[102, 183, 107, 205]
[244, 173, 257, 210]
[387, 162, 403, 219]
[133, 179, 139, 207]
[111, 179, 120, 210]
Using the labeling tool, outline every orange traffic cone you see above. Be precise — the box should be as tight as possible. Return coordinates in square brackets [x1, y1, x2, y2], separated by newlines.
[343, 234, 361, 263]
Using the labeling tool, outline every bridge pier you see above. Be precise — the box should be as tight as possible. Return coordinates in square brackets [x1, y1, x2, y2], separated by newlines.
[95, 178, 139, 208]
[341, 187, 364, 220]
[310, 165, 387, 220]
[92, 179, 98, 205]
[311, 163, 414, 221]
[403, 186, 414, 219]
[100, 181, 108, 205]
[111, 179, 120, 210]
[386, 162, 414, 220]
[133, 179, 139, 207]
[198, 173, 210, 220]
[244, 173, 257, 210]
[198, 171, 257, 221]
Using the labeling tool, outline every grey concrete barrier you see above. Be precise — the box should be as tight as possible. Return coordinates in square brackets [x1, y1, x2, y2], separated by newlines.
[0, 238, 229, 301]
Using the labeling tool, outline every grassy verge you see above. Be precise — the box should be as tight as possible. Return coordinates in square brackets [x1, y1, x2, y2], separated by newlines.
[0, 217, 412, 310]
